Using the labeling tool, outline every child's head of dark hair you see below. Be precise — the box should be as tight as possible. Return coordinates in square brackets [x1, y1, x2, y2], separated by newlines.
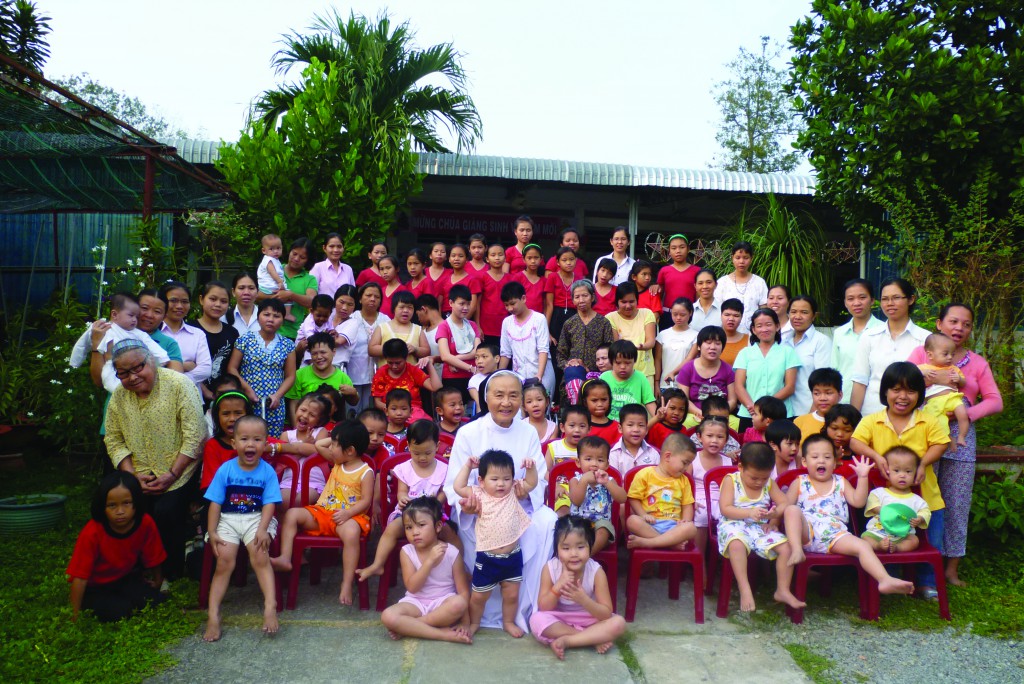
[559, 404, 590, 426]
[884, 445, 920, 468]
[315, 384, 345, 422]
[311, 294, 334, 312]
[618, 403, 649, 424]
[468, 232, 486, 246]
[879, 362, 926, 409]
[597, 258, 617, 278]
[662, 433, 697, 457]
[358, 407, 387, 428]
[407, 418, 439, 446]
[822, 403, 862, 430]
[720, 297, 744, 315]
[801, 433, 835, 458]
[808, 367, 842, 393]
[576, 435, 610, 458]
[307, 331, 336, 351]
[608, 339, 638, 363]
[659, 387, 687, 408]
[257, 298, 286, 316]
[385, 387, 412, 408]
[630, 260, 654, 279]
[109, 291, 139, 313]
[391, 290, 417, 311]
[211, 373, 243, 395]
[739, 442, 774, 471]
[330, 420, 370, 455]
[434, 385, 463, 407]
[416, 294, 440, 312]
[478, 341, 500, 358]
[403, 495, 444, 525]
[212, 390, 252, 437]
[580, 378, 610, 405]
[233, 414, 269, 437]
[701, 394, 730, 415]
[296, 392, 331, 425]
[754, 396, 787, 422]
[478, 449, 514, 477]
[382, 338, 408, 360]
[91, 471, 143, 528]
[615, 281, 639, 303]
[501, 280, 527, 303]
[448, 284, 472, 304]
[553, 515, 595, 554]
[765, 419, 801, 449]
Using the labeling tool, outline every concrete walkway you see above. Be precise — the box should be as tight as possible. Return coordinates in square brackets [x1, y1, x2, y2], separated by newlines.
[151, 561, 810, 684]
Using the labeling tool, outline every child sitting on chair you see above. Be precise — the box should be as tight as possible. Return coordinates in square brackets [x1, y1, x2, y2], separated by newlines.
[625, 433, 698, 550]
[862, 446, 931, 553]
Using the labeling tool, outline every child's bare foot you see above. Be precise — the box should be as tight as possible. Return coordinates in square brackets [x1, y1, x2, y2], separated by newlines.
[356, 565, 383, 582]
[550, 636, 567, 660]
[596, 641, 614, 654]
[446, 627, 473, 644]
[468, 623, 480, 636]
[878, 577, 915, 595]
[269, 555, 292, 572]
[339, 582, 354, 606]
[739, 588, 756, 612]
[787, 548, 805, 567]
[774, 589, 806, 610]
[203, 614, 222, 642]
[626, 534, 652, 549]
[262, 608, 279, 635]
[387, 629, 400, 640]
[957, 437, 967, 447]
[503, 621, 525, 638]
[946, 571, 967, 587]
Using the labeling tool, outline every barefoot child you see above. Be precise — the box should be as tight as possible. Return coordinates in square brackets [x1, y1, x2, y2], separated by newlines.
[203, 415, 282, 640]
[358, 420, 460, 581]
[917, 333, 970, 448]
[862, 446, 931, 553]
[67, 472, 166, 623]
[530, 516, 626, 659]
[625, 433, 698, 550]
[783, 435, 915, 599]
[453, 449, 538, 637]
[568, 436, 627, 554]
[544, 405, 591, 516]
[278, 393, 331, 509]
[690, 417, 732, 563]
[271, 421, 374, 606]
[381, 497, 473, 643]
[717, 442, 802, 612]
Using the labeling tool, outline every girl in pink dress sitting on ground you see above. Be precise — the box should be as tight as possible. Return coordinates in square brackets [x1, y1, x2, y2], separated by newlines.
[531, 515, 626, 659]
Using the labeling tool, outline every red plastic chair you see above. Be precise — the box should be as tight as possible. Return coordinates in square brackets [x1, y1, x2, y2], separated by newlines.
[728, 428, 743, 445]
[776, 467, 870, 624]
[435, 433, 455, 458]
[382, 433, 403, 456]
[623, 466, 705, 624]
[373, 453, 450, 611]
[284, 454, 375, 610]
[702, 465, 737, 604]
[546, 461, 623, 610]
[861, 469, 950, 621]
[199, 454, 298, 610]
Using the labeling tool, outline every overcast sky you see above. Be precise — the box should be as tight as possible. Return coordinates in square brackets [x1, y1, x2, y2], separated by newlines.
[43, 0, 814, 170]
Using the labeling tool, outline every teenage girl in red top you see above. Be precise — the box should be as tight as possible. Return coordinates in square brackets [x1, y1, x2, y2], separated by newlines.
[355, 242, 388, 288]
[544, 246, 578, 345]
[405, 248, 435, 300]
[656, 234, 698, 329]
[633, 260, 662, 317]
[514, 243, 546, 314]
[545, 227, 589, 281]
[426, 242, 451, 290]
[593, 258, 618, 316]
[504, 215, 534, 275]
[467, 233, 489, 273]
[438, 244, 481, 317]
[378, 256, 407, 319]
[476, 243, 513, 343]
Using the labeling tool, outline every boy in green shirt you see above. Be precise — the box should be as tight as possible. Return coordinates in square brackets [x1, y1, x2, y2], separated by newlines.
[600, 340, 656, 420]
[287, 332, 357, 423]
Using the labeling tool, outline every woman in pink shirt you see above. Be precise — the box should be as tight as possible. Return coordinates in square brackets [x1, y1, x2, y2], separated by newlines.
[309, 233, 355, 297]
[906, 302, 1002, 587]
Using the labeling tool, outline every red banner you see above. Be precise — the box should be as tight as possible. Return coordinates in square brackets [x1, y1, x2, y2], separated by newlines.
[408, 210, 570, 240]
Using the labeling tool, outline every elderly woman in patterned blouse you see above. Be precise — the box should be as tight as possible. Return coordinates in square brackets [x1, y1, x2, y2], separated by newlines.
[557, 280, 616, 403]
[104, 339, 207, 580]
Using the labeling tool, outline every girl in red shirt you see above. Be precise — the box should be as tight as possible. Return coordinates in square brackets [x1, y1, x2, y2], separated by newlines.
[67, 472, 167, 622]
[504, 215, 534, 275]
[405, 248, 435, 300]
[656, 234, 698, 329]
[467, 233, 489, 273]
[378, 256, 407, 319]
[545, 227, 589, 281]
[355, 242, 388, 288]
[476, 243, 512, 343]
[426, 242, 451, 288]
[633, 260, 663, 318]
[438, 244, 481, 317]
[544, 246, 579, 345]
[514, 243, 546, 314]
[593, 258, 618, 316]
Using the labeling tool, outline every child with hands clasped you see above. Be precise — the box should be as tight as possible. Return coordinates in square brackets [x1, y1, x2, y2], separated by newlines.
[625, 433, 698, 550]
[783, 435, 915, 596]
[453, 449, 538, 637]
[717, 443, 803, 612]
[690, 417, 732, 564]
[569, 437, 627, 554]
[530, 516, 626, 660]
[545, 405, 591, 516]
[358, 420, 460, 581]
[203, 415, 282, 641]
[862, 447, 931, 553]
[380, 497, 473, 644]
[271, 421, 375, 607]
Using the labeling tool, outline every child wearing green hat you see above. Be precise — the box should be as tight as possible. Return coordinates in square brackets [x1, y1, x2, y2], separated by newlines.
[862, 446, 931, 553]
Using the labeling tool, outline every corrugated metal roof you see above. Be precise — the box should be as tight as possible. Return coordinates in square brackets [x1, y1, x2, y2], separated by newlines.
[158, 138, 816, 196]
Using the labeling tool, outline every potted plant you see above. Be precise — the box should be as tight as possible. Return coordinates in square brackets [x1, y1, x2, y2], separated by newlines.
[0, 493, 67, 535]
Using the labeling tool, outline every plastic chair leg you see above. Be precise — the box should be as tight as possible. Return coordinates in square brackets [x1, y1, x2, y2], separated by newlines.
[934, 560, 951, 621]
[691, 560, 705, 624]
[668, 565, 681, 600]
[716, 557, 734, 618]
[625, 557, 642, 622]
[788, 564, 810, 624]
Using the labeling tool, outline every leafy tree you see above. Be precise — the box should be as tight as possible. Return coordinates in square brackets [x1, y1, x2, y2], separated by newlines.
[217, 58, 422, 261]
[257, 10, 481, 154]
[49, 73, 187, 138]
[0, 0, 51, 82]
[712, 37, 801, 173]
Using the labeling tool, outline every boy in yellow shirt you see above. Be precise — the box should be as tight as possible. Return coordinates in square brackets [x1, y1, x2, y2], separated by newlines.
[793, 368, 843, 445]
[625, 433, 697, 549]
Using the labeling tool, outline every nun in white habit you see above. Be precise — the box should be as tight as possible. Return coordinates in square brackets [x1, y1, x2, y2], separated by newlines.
[443, 370, 558, 634]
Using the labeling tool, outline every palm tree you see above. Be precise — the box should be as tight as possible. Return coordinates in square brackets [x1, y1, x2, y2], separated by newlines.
[256, 11, 481, 154]
[0, 0, 51, 83]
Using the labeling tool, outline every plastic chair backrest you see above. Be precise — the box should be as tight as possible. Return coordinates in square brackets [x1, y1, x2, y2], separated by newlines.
[777, 466, 860, 532]
[436, 433, 455, 458]
[728, 428, 743, 445]
[298, 454, 376, 507]
[548, 460, 580, 509]
[703, 465, 738, 532]
[624, 465, 696, 512]
[273, 454, 301, 505]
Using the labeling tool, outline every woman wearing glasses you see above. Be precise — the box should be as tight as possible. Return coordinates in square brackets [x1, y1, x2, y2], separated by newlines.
[849, 277, 930, 415]
[104, 339, 206, 581]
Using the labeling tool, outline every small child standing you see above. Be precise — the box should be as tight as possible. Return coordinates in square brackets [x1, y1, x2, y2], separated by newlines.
[742, 395, 787, 444]
[545, 405, 592, 516]
[625, 433, 698, 550]
[531, 516, 626, 659]
[203, 415, 282, 641]
[600, 340, 657, 420]
[271, 421, 375, 606]
[690, 416, 732, 564]
[581, 379, 620, 445]
[793, 368, 844, 445]
[382, 388, 414, 453]
[717, 442, 802, 612]
[784, 435, 915, 597]
[862, 446, 931, 553]
[609, 403, 661, 475]
[822, 404, 862, 460]
[917, 333, 970, 448]
[765, 419, 802, 479]
[434, 386, 465, 443]
[67, 472, 166, 623]
[380, 497, 473, 644]
[257, 233, 293, 321]
[593, 259, 618, 316]
[522, 382, 558, 443]
[453, 449, 538, 637]
[568, 437, 627, 554]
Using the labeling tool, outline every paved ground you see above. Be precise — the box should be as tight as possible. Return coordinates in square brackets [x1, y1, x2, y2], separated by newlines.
[151, 558, 811, 684]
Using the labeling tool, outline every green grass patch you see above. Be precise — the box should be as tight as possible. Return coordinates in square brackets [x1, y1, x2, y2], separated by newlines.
[0, 455, 204, 682]
[615, 631, 644, 682]
[783, 643, 840, 684]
